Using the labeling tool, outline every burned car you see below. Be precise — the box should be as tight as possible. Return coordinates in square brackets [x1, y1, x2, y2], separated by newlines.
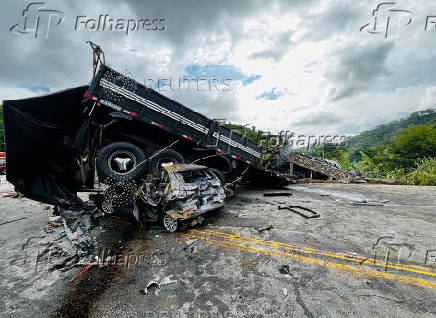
[99, 164, 228, 232]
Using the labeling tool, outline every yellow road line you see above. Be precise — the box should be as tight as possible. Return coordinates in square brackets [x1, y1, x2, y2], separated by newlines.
[182, 233, 436, 289]
[191, 229, 436, 277]
[195, 229, 432, 270]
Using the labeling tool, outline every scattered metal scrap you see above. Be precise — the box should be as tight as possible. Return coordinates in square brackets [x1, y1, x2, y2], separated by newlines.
[71, 261, 106, 282]
[263, 192, 292, 197]
[140, 281, 160, 295]
[278, 205, 320, 218]
[0, 191, 23, 198]
[59, 203, 99, 259]
[161, 274, 177, 285]
[183, 239, 202, 253]
[284, 152, 352, 182]
[352, 200, 383, 206]
[140, 275, 177, 295]
[279, 264, 290, 274]
[255, 225, 274, 233]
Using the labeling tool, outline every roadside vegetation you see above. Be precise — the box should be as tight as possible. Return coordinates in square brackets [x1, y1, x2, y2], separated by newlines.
[308, 109, 436, 185]
[221, 110, 436, 185]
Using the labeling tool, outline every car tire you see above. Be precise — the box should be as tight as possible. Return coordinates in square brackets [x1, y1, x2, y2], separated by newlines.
[96, 142, 147, 182]
[147, 149, 184, 174]
[162, 213, 179, 232]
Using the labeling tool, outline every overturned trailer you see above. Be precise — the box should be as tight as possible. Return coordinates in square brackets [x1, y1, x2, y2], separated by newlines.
[3, 44, 290, 210]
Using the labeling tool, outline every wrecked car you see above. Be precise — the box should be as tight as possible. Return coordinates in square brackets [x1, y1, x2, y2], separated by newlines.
[99, 163, 228, 232]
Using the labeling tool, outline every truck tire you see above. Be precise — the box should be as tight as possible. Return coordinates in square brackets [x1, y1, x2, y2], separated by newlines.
[209, 168, 226, 184]
[96, 142, 147, 181]
[147, 149, 184, 174]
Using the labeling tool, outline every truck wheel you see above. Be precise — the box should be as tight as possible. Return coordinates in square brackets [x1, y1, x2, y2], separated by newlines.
[96, 142, 147, 181]
[209, 168, 226, 184]
[147, 149, 184, 174]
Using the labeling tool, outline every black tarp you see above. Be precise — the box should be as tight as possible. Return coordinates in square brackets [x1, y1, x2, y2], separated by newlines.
[3, 86, 89, 209]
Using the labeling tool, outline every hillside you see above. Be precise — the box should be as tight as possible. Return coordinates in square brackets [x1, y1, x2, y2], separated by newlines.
[346, 109, 436, 149]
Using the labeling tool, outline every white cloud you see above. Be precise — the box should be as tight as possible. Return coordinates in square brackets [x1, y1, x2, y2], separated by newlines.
[1, 0, 436, 137]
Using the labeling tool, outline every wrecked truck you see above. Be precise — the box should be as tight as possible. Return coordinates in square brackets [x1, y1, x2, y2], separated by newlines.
[2, 44, 290, 213]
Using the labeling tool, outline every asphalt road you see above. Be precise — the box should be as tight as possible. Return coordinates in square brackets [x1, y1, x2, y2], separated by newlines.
[1, 176, 436, 317]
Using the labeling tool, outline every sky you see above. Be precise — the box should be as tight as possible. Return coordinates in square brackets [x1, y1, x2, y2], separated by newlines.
[1, 0, 436, 136]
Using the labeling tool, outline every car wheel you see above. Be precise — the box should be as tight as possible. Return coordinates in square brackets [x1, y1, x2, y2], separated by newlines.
[162, 213, 178, 232]
[96, 142, 147, 182]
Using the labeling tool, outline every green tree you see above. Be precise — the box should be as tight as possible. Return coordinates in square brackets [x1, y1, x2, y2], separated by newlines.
[391, 125, 436, 168]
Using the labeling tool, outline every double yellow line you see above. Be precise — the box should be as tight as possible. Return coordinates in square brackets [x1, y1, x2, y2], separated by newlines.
[181, 229, 436, 289]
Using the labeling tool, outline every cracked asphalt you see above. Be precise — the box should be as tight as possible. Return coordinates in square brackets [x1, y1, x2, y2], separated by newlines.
[1, 175, 436, 317]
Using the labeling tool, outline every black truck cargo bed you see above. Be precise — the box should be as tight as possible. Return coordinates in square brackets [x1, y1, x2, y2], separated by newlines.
[85, 65, 262, 166]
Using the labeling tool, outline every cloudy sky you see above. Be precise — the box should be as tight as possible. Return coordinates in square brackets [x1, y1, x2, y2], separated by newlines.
[1, 0, 436, 136]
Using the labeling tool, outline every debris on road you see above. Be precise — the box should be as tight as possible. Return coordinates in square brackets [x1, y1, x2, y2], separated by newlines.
[0, 191, 19, 198]
[352, 200, 383, 206]
[71, 261, 106, 282]
[255, 225, 274, 233]
[278, 205, 320, 218]
[279, 264, 290, 274]
[59, 203, 98, 259]
[48, 216, 62, 223]
[160, 275, 177, 286]
[183, 239, 202, 253]
[140, 281, 160, 295]
[140, 275, 177, 295]
[284, 152, 352, 182]
[263, 192, 292, 197]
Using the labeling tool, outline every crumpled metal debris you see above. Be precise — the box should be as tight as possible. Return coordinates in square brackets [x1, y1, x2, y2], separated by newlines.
[161, 274, 177, 285]
[183, 239, 202, 253]
[140, 281, 160, 295]
[278, 205, 320, 218]
[140, 275, 177, 295]
[263, 192, 292, 197]
[255, 225, 274, 233]
[279, 264, 290, 274]
[59, 202, 97, 259]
